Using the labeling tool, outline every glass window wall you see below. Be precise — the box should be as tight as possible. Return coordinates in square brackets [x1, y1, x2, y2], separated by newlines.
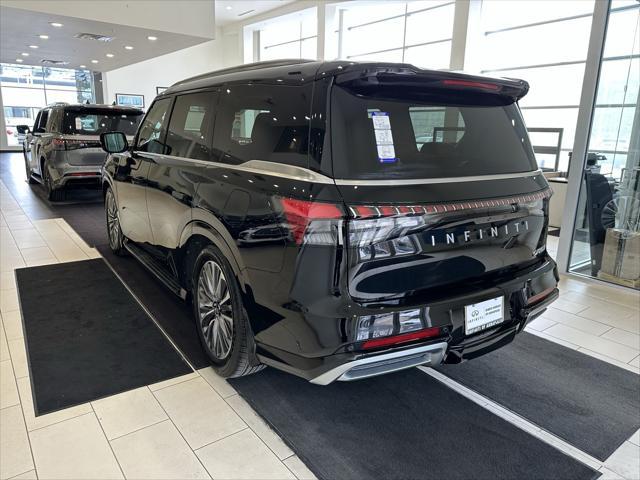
[1, 63, 94, 146]
[568, 1, 640, 290]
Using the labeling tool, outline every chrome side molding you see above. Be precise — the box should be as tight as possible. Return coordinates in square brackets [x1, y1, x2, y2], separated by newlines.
[137, 153, 542, 187]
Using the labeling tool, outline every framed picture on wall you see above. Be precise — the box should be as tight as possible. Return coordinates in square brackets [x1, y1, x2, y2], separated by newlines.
[156, 87, 168, 95]
[115, 93, 144, 109]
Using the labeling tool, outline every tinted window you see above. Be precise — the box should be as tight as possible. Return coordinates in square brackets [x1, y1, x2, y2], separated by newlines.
[136, 98, 172, 153]
[331, 85, 537, 179]
[214, 84, 312, 167]
[165, 92, 214, 160]
[36, 110, 49, 132]
[61, 109, 142, 135]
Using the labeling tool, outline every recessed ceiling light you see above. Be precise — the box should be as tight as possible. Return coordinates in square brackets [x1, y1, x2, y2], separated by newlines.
[21, 52, 29, 57]
[49, 22, 63, 27]
[39, 34, 49, 39]
[225, 5, 233, 10]
[106, 53, 114, 58]
[29, 45, 39, 49]
[91, 59, 99, 64]
[16, 58, 23, 63]
[124, 45, 134, 50]
[80, 64, 86, 68]
[147, 36, 158, 41]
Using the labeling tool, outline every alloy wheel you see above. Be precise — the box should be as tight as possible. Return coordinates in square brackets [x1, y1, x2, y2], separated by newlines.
[105, 190, 121, 250]
[197, 260, 234, 360]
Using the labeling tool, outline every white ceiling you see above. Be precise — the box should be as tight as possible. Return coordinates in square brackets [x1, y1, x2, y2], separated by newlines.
[0, 1, 295, 73]
[215, 0, 295, 26]
[0, 6, 211, 71]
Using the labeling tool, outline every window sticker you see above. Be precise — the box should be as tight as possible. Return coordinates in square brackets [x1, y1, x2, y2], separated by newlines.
[370, 111, 396, 163]
[75, 117, 82, 130]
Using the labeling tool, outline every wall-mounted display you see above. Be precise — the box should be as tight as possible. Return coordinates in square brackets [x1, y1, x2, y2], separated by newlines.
[115, 93, 144, 109]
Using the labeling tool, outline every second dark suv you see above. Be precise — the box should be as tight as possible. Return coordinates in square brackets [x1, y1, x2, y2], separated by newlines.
[23, 103, 143, 200]
[100, 60, 559, 384]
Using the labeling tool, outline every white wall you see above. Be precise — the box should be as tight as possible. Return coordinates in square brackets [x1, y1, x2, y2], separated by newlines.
[103, 28, 240, 108]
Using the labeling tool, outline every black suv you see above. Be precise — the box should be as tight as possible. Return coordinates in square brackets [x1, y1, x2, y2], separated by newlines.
[100, 60, 558, 384]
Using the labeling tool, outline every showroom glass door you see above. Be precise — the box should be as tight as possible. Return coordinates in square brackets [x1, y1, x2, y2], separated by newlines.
[568, 0, 640, 289]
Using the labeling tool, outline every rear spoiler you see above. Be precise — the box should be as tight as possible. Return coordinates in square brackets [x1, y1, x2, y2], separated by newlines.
[334, 66, 529, 103]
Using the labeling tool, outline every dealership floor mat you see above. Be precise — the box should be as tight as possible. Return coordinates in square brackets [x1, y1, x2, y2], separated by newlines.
[230, 368, 598, 480]
[436, 332, 640, 461]
[97, 245, 211, 369]
[16, 259, 192, 415]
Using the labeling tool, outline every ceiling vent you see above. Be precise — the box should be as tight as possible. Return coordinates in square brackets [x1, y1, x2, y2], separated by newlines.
[74, 33, 114, 42]
[237, 9, 255, 17]
[41, 59, 69, 65]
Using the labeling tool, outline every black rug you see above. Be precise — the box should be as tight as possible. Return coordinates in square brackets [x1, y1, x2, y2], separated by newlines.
[437, 332, 640, 461]
[97, 245, 210, 369]
[16, 259, 193, 415]
[230, 368, 598, 480]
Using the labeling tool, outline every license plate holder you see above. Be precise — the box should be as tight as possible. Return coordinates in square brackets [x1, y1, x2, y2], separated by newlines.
[464, 296, 505, 335]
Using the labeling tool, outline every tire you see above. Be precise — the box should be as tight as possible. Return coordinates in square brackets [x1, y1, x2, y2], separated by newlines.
[105, 187, 126, 255]
[41, 160, 64, 201]
[192, 245, 264, 378]
[24, 157, 36, 184]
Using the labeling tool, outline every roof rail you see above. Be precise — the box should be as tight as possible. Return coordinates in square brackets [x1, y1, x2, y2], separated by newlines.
[47, 102, 69, 106]
[171, 59, 316, 88]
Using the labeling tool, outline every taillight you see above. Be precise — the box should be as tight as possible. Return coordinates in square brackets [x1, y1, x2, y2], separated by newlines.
[354, 306, 445, 349]
[279, 198, 344, 245]
[526, 286, 556, 306]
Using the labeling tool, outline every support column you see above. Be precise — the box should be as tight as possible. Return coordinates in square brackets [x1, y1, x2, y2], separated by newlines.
[556, 0, 611, 273]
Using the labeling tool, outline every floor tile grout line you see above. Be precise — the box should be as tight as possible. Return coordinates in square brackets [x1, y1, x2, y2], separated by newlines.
[0, 311, 38, 477]
[147, 383, 218, 479]
[5, 467, 36, 480]
[89, 403, 127, 479]
[419, 367, 604, 471]
[105, 417, 171, 443]
[221, 387, 295, 464]
[529, 324, 640, 363]
[191, 425, 250, 453]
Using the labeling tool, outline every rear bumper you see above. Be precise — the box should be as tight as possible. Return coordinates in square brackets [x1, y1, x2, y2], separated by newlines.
[256, 256, 559, 384]
[310, 342, 448, 385]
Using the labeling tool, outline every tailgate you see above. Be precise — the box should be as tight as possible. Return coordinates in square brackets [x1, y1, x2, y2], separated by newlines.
[339, 177, 551, 303]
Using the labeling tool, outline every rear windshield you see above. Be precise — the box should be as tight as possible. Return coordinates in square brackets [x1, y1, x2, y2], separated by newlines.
[62, 109, 142, 136]
[330, 85, 537, 179]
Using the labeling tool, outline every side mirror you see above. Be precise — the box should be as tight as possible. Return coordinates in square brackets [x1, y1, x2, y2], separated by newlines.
[100, 131, 129, 154]
[16, 125, 30, 134]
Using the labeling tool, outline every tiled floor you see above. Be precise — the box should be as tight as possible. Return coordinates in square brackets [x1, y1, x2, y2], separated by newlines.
[0, 165, 639, 479]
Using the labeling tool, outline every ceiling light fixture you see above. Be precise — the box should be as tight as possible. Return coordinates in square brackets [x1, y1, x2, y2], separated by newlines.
[29, 45, 39, 49]
[39, 34, 49, 39]
[16, 58, 23, 63]
[225, 5, 233, 10]
[50, 22, 63, 27]
[91, 59, 99, 64]
[106, 53, 114, 58]
[21, 52, 29, 57]
[80, 64, 86, 68]
[147, 35, 158, 41]
[124, 45, 134, 50]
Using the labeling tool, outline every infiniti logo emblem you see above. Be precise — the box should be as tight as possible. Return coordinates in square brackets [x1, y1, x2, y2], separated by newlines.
[428, 220, 530, 247]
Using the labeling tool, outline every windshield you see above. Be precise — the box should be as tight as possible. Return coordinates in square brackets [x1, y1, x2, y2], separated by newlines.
[62, 109, 142, 136]
[330, 85, 537, 180]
